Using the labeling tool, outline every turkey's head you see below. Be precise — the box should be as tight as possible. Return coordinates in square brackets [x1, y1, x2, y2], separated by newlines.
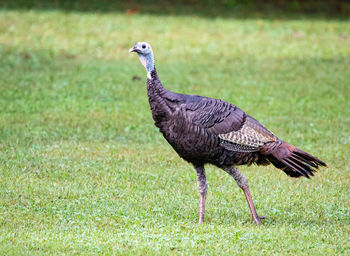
[129, 42, 155, 79]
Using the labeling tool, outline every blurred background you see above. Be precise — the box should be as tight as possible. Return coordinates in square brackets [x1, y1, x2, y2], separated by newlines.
[1, 0, 349, 17]
[0, 0, 349, 255]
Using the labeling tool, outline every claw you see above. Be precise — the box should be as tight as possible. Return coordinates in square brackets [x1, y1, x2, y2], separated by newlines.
[253, 216, 266, 226]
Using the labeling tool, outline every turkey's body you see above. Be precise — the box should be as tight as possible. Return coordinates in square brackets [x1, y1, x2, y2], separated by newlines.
[130, 42, 327, 225]
[148, 70, 274, 168]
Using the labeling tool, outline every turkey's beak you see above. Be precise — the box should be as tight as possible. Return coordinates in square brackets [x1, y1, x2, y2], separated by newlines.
[129, 46, 140, 53]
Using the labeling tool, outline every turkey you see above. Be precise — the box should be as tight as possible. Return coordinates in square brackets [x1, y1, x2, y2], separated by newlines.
[129, 42, 327, 225]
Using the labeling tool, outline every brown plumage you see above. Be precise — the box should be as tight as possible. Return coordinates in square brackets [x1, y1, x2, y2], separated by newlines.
[129, 42, 327, 225]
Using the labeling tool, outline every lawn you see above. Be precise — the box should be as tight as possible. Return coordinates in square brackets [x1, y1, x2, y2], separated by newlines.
[0, 2, 349, 255]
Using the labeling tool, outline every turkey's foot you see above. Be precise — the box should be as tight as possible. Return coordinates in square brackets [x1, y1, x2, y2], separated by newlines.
[253, 215, 265, 226]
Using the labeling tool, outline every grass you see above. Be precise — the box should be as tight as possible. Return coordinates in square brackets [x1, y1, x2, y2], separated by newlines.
[0, 3, 349, 255]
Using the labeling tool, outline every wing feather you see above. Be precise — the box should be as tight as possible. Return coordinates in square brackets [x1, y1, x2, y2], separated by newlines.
[169, 95, 278, 152]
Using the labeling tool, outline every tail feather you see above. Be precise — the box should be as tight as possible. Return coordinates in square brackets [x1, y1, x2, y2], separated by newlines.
[293, 149, 327, 167]
[289, 154, 317, 168]
[262, 141, 327, 178]
[283, 158, 314, 178]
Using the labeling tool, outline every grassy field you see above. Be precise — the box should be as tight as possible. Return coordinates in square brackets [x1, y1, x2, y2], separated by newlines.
[0, 3, 349, 255]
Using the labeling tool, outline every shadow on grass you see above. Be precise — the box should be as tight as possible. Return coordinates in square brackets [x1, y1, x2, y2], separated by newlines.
[0, 0, 349, 20]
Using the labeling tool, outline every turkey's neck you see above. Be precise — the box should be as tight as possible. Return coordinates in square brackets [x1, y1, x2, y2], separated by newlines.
[147, 69, 168, 100]
[138, 52, 155, 79]
[147, 69, 171, 126]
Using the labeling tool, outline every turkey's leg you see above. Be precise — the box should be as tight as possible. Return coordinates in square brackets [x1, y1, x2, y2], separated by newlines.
[242, 185, 265, 225]
[223, 166, 265, 226]
[194, 165, 207, 223]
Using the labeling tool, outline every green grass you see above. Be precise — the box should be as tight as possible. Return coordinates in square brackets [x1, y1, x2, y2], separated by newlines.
[0, 4, 349, 255]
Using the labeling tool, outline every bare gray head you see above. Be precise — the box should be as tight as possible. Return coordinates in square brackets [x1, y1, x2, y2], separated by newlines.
[129, 42, 155, 79]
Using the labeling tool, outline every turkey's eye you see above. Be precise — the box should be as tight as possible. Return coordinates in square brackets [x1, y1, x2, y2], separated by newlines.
[142, 44, 146, 49]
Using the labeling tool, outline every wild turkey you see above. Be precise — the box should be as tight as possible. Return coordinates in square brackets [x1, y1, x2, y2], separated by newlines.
[129, 42, 327, 225]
